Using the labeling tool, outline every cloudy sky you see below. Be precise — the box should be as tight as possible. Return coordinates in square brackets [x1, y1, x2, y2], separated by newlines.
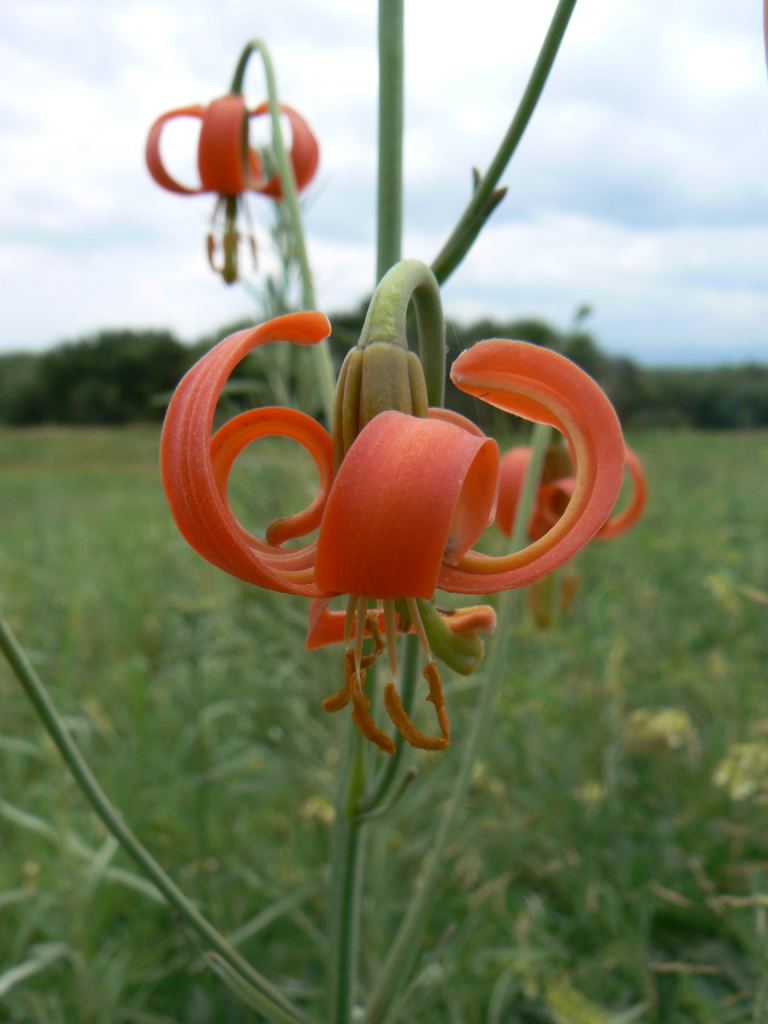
[1, 0, 766, 364]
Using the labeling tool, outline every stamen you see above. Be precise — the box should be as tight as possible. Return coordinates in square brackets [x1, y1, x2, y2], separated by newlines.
[365, 609, 385, 656]
[406, 597, 431, 660]
[354, 598, 368, 676]
[383, 600, 398, 678]
[321, 648, 381, 715]
[321, 651, 355, 713]
[378, 598, 451, 751]
[384, 684, 448, 751]
[206, 234, 217, 271]
[423, 661, 451, 741]
[344, 596, 357, 649]
[350, 665, 395, 755]
[240, 195, 258, 267]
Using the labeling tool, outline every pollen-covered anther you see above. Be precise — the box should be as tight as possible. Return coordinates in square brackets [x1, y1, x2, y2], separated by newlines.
[365, 608, 385, 658]
[383, 683, 449, 752]
[423, 660, 450, 742]
[350, 665, 396, 756]
[381, 598, 450, 752]
[321, 648, 380, 714]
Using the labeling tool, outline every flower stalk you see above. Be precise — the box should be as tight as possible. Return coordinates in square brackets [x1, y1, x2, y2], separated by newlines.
[230, 39, 335, 423]
[358, 259, 446, 408]
[376, 0, 404, 282]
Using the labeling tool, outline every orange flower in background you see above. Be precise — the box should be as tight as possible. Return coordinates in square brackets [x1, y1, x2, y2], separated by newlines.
[146, 97, 319, 198]
[146, 97, 319, 282]
[161, 314, 625, 753]
[495, 443, 647, 542]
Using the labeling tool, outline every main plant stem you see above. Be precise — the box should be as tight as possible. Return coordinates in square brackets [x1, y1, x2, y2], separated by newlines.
[232, 39, 336, 423]
[0, 616, 313, 1024]
[327, 4, 406, 1020]
[376, 0, 404, 282]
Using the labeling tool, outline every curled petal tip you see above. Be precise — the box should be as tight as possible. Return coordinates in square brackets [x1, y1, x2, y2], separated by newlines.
[445, 339, 625, 594]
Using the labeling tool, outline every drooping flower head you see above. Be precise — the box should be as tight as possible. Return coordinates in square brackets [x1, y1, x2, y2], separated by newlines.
[160, 261, 625, 753]
[495, 439, 647, 625]
[146, 48, 318, 284]
[495, 441, 647, 542]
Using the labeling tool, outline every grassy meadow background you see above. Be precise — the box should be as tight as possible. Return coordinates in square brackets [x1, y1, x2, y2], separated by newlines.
[1, 424, 767, 1023]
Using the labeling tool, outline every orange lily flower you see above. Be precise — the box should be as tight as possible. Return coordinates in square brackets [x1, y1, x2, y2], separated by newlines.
[146, 96, 318, 282]
[495, 443, 647, 542]
[161, 313, 624, 753]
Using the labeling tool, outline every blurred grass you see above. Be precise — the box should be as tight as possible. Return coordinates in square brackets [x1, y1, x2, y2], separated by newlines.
[0, 426, 766, 1023]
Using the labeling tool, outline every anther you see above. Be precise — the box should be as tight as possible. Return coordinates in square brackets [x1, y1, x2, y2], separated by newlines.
[384, 684, 448, 752]
[351, 667, 395, 755]
[423, 661, 450, 741]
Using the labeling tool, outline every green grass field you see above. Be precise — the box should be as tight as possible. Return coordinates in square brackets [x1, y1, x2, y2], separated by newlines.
[1, 427, 767, 1023]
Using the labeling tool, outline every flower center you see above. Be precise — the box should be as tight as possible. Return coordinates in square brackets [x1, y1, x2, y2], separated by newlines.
[320, 596, 450, 755]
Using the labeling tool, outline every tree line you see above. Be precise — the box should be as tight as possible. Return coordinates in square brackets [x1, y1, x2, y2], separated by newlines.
[0, 313, 765, 429]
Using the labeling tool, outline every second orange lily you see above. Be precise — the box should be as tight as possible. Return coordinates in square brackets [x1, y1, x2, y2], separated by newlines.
[495, 442, 647, 542]
[146, 93, 318, 283]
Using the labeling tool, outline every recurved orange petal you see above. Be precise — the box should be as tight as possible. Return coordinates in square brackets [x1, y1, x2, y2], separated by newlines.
[304, 598, 383, 650]
[533, 444, 647, 542]
[314, 411, 498, 600]
[248, 103, 320, 198]
[441, 340, 624, 594]
[145, 106, 206, 195]
[198, 95, 250, 196]
[210, 407, 334, 548]
[160, 313, 332, 596]
[597, 445, 647, 540]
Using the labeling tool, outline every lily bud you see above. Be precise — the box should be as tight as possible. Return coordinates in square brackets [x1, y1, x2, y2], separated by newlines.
[332, 341, 429, 467]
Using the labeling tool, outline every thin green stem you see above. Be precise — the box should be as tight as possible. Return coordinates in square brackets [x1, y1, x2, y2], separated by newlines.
[376, 0, 404, 282]
[328, 725, 367, 1023]
[0, 616, 313, 1024]
[356, 769, 416, 824]
[362, 426, 552, 1024]
[431, 0, 579, 284]
[359, 259, 445, 407]
[231, 39, 336, 422]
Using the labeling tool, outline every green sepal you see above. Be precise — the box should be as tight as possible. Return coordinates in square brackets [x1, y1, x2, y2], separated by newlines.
[331, 342, 429, 466]
[416, 599, 486, 677]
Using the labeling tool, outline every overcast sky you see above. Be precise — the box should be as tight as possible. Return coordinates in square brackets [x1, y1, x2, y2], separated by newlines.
[0, 0, 766, 365]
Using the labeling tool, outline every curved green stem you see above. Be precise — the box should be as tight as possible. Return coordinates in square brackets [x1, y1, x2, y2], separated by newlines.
[359, 259, 445, 408]
[362, 426, 552, 1024]
[376, 0, 404, 282]
[431, 0, 579, 284]
[230, 39, 336, 423]
[0, 615, 313, 1024]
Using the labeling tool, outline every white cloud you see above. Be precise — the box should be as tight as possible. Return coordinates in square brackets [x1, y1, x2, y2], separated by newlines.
[0, 0, 765, 365]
